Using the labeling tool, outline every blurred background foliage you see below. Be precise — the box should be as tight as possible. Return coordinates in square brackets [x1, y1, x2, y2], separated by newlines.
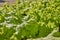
[0, 0, 60, 40]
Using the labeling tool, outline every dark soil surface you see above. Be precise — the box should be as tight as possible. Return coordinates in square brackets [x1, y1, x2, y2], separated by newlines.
[0, 0, 15, 6]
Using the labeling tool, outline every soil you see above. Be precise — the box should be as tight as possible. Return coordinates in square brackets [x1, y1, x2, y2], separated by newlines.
[0, 0, 15, 6]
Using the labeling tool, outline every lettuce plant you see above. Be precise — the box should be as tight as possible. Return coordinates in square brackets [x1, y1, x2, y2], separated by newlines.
[0, 0, 60, 40]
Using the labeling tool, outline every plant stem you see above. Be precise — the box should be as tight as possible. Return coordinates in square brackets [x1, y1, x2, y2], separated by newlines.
[59, 25, 60, 32]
